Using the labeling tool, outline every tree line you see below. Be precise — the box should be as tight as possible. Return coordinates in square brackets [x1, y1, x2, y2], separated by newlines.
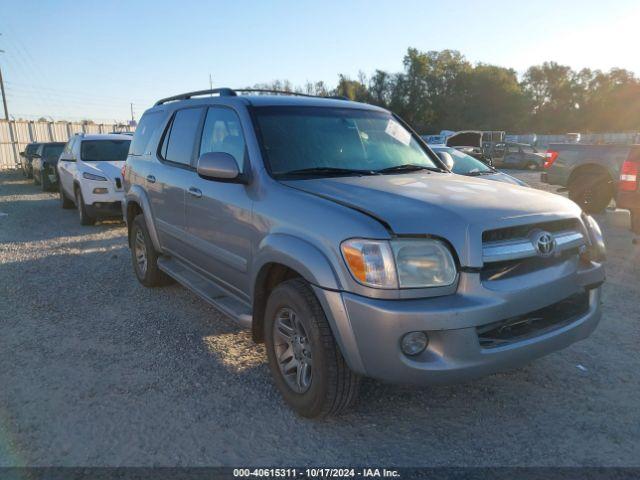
[252, 48, 640, 134]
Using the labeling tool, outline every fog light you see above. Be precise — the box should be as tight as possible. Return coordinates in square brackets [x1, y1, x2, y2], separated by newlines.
[93, 187, 108, 194]
[401, 331, 428, 356]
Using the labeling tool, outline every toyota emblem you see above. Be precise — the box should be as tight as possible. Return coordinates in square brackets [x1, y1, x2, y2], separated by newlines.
[530, 230, 556, 257]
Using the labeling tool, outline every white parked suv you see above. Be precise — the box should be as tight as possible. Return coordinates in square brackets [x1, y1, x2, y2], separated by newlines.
[57, 133, 132, 225]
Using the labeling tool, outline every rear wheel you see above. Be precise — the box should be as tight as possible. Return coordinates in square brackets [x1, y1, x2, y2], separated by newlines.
[525, 161, 538, 171]
[631, 209, 640, 235]
[59, 183, 74, 209]
[75, 188, 96, 226]
[264, 278, 360, 418]
[130, 214, 173, 287]
[568, 172, 613, 214]
[41, 170, 51, 191]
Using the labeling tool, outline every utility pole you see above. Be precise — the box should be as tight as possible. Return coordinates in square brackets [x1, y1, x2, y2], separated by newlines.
[130, 103, 135, 123]
[209, 73, 213, 95]
[0, 34, 9, 120]
[0, 33, 18, 168]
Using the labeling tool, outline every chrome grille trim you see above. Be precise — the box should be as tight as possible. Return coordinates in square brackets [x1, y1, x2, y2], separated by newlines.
[482, 229, 585, 263]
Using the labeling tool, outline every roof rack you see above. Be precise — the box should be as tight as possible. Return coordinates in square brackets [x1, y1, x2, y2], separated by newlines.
[154, 88, 237, 106]
[154, 88, 348, 106]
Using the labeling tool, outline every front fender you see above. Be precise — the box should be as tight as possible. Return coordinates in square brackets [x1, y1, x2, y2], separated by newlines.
[252, 233, 342, 292]
[125, 185, 161, 252]
[251, 234, 367, 373]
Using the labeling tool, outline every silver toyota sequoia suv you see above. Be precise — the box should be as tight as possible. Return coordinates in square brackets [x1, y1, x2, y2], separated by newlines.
[123, 88, 606, 417]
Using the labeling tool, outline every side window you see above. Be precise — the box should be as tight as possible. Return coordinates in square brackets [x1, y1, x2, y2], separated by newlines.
[161, 108, 204, 166]
[130, 111, 164, 156]
[199, 107, 246, 170]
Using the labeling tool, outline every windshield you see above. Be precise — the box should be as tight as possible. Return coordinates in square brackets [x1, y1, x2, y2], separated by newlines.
[432, 146, 492, 174]
[254, 107, 439, 177]
[80, 140, 131, 162]
[43, 144, 64, 160]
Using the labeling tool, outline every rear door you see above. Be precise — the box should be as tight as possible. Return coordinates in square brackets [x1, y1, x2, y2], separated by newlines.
[148, 107, 205, 255]
[184, 106, 254, 298]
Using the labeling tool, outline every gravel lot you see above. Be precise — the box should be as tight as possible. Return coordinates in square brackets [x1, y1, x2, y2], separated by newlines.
[0, 169, 639, 467]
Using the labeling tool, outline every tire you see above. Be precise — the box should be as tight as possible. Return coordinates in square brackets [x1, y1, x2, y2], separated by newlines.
[568, 172, 613, 214]
[264, 278, 360, 418]
[59, 182, 74, 209]
[525, 161, 538, 171]
[631, 209, 640, 235]
[41, 170, 50, 191]
[130, 214, 173, 287]
[75, 188, 96, 226]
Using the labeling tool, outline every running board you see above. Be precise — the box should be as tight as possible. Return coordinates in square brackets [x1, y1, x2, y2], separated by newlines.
[157, 257, 252, 328]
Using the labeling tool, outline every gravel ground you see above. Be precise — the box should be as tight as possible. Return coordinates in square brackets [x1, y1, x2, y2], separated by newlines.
[0, 169, 639, 467]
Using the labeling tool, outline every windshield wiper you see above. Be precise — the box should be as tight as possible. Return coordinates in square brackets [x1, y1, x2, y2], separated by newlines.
[279, 167, 378, 178]
[466, 170, 495, 176]
[376, 164, 440, 174]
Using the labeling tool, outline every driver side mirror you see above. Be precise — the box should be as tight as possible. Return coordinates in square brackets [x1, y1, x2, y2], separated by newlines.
[197, 151, 247, 183]
[32, 153, 42, 159]
[436, 151, 454, 171]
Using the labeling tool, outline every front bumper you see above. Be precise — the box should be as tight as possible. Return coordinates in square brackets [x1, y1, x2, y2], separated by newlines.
[314, 260, 604, 384]
[85, 201, 123, 217]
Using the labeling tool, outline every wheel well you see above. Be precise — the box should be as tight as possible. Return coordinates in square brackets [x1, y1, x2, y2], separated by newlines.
[568, 164, 613, 188]
[126, 201, 143, 246]
[252, 263, 303, 343]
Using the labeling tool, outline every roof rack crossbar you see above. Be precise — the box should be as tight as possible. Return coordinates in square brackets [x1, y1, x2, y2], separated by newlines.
[154, 88, 237, 106]
[154, 88, 349, 106]
[235, 89, 348, 101]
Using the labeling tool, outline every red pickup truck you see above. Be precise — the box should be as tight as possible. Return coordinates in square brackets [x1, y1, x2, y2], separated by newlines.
[617, 146, 640, 234]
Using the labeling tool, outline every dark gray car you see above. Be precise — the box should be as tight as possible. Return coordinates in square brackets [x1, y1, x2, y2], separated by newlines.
[19, 142, 43, 178]
[491, 142, 545, 170]
[123, 89, 606, 418]
[31, 142, 65, 191]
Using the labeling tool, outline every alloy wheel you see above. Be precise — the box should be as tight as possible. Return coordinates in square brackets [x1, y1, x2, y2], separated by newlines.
[273, 307, 313, 394]
[134, 229, 148, 276]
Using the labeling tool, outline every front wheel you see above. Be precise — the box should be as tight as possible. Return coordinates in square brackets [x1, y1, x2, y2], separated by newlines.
[265, 278, 360, 418]
[75, 188, 96, 226]
[59, 183, 74, 209]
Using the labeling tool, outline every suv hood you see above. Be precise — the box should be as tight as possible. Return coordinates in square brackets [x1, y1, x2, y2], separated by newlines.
[83, 160, 124, 179]
[283, 172, 582, 267]
[446, 131, 482, 148]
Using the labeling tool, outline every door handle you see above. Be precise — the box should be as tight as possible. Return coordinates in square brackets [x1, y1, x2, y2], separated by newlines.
[188, 187, 202, 198]
[146, 175, 156, 184]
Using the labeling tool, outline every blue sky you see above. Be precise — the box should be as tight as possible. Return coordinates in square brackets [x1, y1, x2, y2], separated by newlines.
[1, 0, 639, 122]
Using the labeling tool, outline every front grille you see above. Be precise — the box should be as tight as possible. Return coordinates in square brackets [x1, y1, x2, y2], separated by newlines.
[481, 249, 578, 282]
[482, 219, 580, 243]
[476, 292, 590, 348]
[481, 219, 585, 266]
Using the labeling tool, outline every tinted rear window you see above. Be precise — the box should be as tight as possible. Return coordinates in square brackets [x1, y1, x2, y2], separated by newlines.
[162, 108, 204, 165]
[130, 111, 165, 156]
[80, 140, 131, 161]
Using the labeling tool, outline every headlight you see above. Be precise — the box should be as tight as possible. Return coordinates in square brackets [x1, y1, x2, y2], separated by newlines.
[583, 215, 606, 261]
[83, 172, 107, 181]
[391, 239, 457, 288]
[341, 238, 457, 289]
